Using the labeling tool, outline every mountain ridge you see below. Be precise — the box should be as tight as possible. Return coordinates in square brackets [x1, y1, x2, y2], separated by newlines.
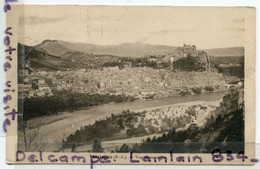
[19, 40, 244, 71]
[28, 39, 244, 58]
[204, 47, 244, 57]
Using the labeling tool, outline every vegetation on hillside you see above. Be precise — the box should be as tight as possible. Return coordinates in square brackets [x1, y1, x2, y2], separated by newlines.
[213, 56, 244, 79]
[173, 55, 206, 71]
[64, 104, 214, 150]
[115, 87, 244, 153]
[66, 110, 145, 143]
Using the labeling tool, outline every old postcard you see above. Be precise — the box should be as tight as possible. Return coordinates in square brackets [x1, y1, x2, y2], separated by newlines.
[5, 5, 255, 166]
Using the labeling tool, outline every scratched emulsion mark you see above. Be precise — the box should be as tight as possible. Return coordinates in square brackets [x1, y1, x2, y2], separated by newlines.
[2, 0, 18, 133]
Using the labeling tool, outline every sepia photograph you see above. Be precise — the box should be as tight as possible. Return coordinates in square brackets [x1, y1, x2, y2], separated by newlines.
[5, 5, 255, 164]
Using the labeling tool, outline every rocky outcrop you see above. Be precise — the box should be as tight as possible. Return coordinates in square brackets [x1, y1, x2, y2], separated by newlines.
[169, 44, 211, 71]
[197, 87, 244, 153]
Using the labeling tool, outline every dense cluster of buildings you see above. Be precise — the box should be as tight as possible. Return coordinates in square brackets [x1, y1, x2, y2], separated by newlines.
[18, 66, 227, 99]
[18, 70, 53, 98]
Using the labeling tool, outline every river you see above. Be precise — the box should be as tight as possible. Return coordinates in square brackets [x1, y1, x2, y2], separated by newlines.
[83, 91, 226, 116]
[23, 92, 226, 152]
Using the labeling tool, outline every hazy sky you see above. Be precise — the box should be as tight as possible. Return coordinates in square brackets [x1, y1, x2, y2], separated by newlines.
[18, 6, 245, 49]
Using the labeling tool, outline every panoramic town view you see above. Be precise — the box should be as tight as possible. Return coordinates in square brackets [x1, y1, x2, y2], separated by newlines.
[17, 6, 245, 154]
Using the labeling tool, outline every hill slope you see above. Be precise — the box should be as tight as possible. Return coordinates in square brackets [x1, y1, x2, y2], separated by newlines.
[129, 87, 244, 153]
[60, 51, 119, 68]
[19, 40, 245, 71]
[204, 47, 244, 57]
[18, 43, 76, 70]
[33, 40, 244, 58]
[18, 43, 120, 71]
[57, 41, 178, 57]
[33, 40, 178, 57]
[34, 40, 75, 56]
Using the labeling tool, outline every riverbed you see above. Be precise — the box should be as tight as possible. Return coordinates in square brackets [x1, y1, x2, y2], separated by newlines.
[20, 92, 226, 152]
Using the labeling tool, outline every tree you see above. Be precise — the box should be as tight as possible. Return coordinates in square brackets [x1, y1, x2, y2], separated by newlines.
[137, 124, 147, 135]
[147, 124, 156, 133]
[126, 128, 134, 137]
[21, 120, 39, 152]
[152, 136, 157, 142]
[216, 115, 223, 126]
[119, 144, 129, 152]
[167, 128, 176, 138]
[188, 123, 199, 131]
[92, 139, 104, 152]
[132, 143, 141, 152]
[146, 137, 151, 142]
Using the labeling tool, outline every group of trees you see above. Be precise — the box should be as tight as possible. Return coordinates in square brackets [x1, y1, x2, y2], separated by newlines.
[64, 87, 244, 154]
[126, 124, 147, 137]
[112, 124, 200, 153]
[66, 110, 146, 143]
[116, 107, 244, 153]
[218, 66, 244, 79]
[173, 54, 206, 71]
[66, 103, 209, 148]
[22, 92, 135, 121]
[179, 86, 216, 96]
[92, 139, 104, 152]
[115, 88, 244, 153]
[212, 56, 244, 79]
[62, 88, 244, 153]
[66, 105, 201, 145]
[102, 56, 170, 69]
[191, 87, 202, 94]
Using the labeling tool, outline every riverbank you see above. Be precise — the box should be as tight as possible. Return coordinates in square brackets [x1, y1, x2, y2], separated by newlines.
[65, 100, 220, 152]
[18, 92, 226, 152]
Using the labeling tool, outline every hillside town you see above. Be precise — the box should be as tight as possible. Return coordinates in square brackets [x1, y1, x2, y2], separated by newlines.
[18, 43, 234, 99]
[18, 66, 229, 99]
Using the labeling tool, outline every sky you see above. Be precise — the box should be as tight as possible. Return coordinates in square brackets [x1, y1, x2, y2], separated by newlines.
[18, 5, 246, 49]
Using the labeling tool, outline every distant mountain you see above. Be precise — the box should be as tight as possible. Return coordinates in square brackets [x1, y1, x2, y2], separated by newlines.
[18, 43, 76, 71]
[19, 40, 245, 71]
[35, 40, 178, 58]
[34, 40, 244, 58]
[34, 40, 75, 56]
[204, 47, 244, 57]
[59, 51, 119, 68]
[18, 43, 119, 71]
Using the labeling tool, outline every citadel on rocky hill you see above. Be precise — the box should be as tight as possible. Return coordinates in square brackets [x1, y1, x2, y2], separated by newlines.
[175, 43, 211, 70]
[149, 43, 211, 71]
